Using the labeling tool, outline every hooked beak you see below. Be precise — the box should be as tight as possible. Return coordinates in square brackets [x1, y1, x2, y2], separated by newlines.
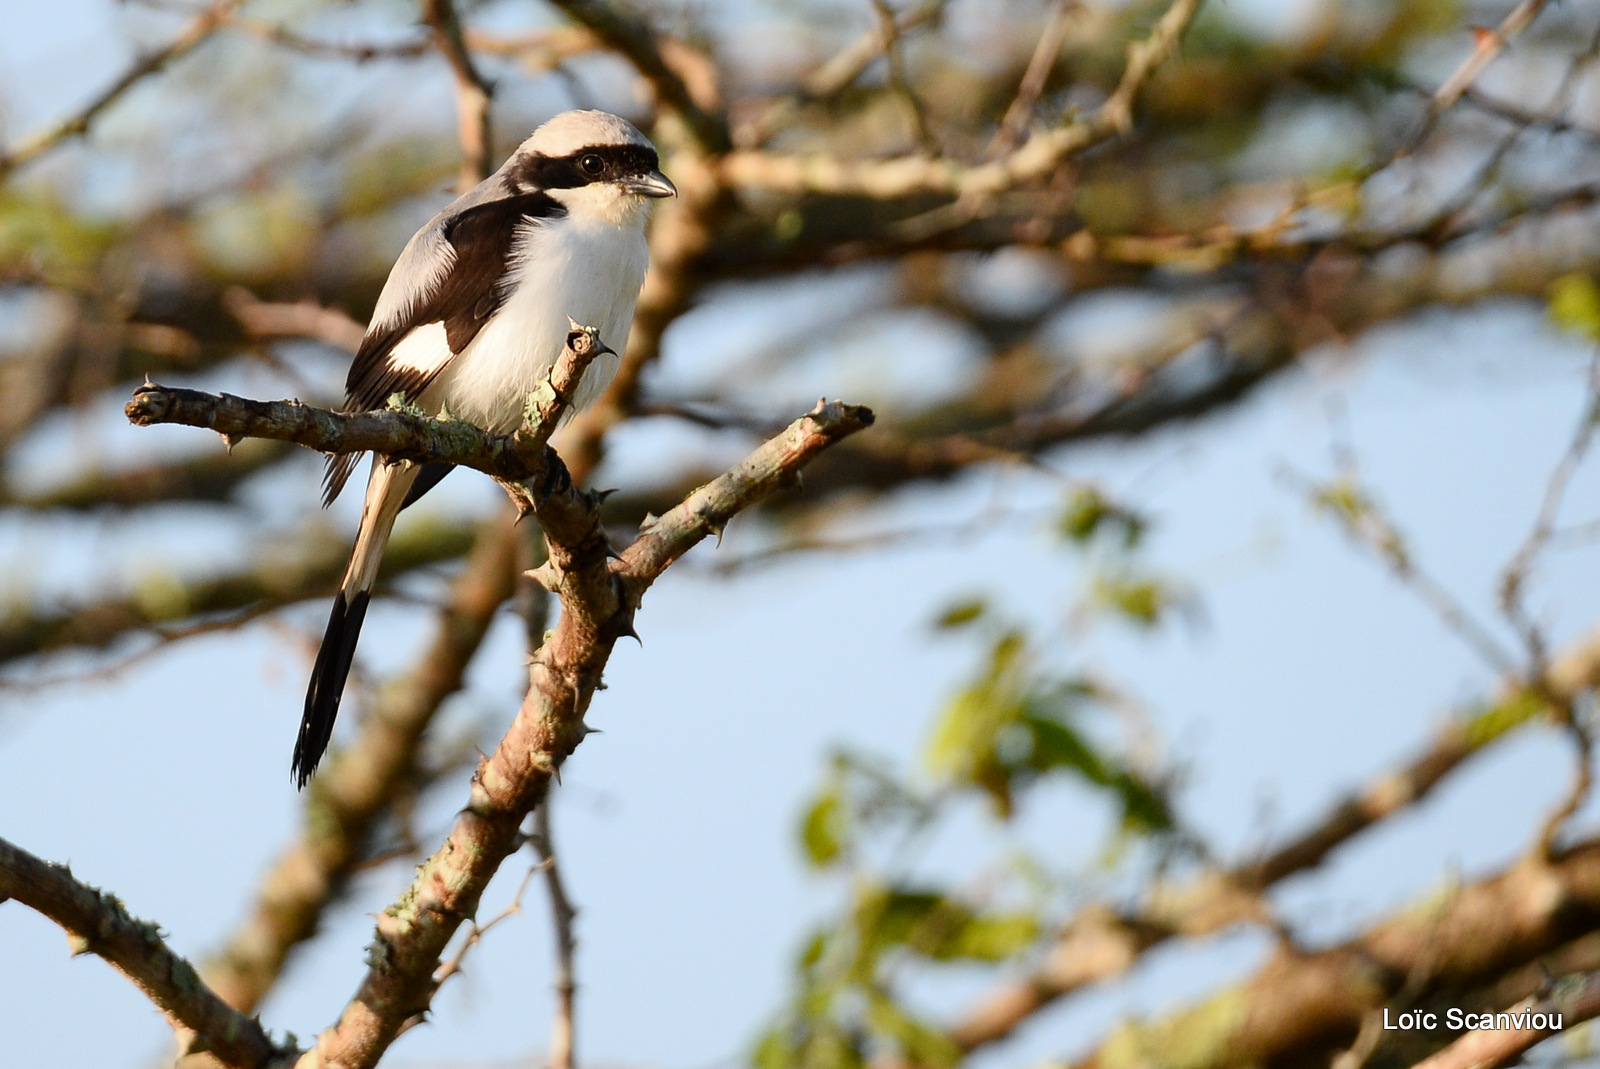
[624, 169, 678, 198]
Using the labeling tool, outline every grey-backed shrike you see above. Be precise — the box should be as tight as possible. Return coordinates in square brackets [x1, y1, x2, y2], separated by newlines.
[294, 110, 675, 787]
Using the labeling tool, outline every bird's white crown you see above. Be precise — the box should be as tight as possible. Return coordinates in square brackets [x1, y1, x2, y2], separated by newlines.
[521, 110, 653, 157]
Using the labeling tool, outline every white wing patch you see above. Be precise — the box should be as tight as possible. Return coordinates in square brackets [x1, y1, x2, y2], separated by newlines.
[387, 322, 454, 396]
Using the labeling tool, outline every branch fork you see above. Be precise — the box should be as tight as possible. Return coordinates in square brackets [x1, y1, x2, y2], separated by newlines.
[111, 323, 873, 1068]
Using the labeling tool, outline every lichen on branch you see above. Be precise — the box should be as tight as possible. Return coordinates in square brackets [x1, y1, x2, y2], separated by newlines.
[123, 326, 872, 1069]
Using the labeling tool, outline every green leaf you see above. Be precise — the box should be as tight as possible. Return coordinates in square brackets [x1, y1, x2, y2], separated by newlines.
[1022, 709, 1173, 832]
[924, 632, 1026, 782]
[801, 787, 848, 868]
[753, 1028, 795, 1069]
[854, 886, 948, 959]
[1109, 770, 1175, 834]
[1059, 485, 1147, 548]
[1023, 712, 1112, 783]
[939, 911, 1041, 962]
[1462, 688, 1551, 746]
[1549, 273, 1600, 340]
[1089, 572, 1173, 627]
[933, 599, 987, 629]
[865, 991, 962, 1069]
[798, 929, 830, 970]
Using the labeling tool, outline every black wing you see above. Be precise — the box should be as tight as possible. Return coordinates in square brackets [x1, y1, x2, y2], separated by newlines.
[323, 190, 565, 505]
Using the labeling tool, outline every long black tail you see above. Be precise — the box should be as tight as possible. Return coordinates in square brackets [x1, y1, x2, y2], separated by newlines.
[293, 590, 371, 787]
[292, 457, 418, 787]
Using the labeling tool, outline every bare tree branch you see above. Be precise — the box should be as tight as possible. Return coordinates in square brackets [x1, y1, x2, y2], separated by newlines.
[533, 800, 579, 1069]
[718, 0, 1201, 198]
[738, 0, 948, 148]
[1057, 837, 1600, 1069]
[0, 438, 293, 510]
[985, 0, 1079, 160]
[421, 0, 495, 189]
[545, 0, 729, 153]
[0, 519, 478, 669]
[224, 289, 366, 354]
[1429, 0, 1552, 117]
[0, 836, 293, 1068]
[946, 623, 1600, 1052]
[0, 0, 247, 178]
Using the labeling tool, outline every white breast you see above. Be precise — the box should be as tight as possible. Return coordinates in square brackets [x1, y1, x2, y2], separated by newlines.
[426, 209, 649, 435]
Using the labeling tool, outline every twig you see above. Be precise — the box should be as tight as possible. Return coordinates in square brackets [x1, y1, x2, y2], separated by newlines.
[1500, 352, 1600, 670]
[1496, 354, 1600, 855]
[718, 0, 1201, 197]
[533, 801, 579, 1069]
[421, 0, 495, 190]
[0, 599, 281, 695]
[1283, 465, 1522, 678]
[690, 505, 1053, 576]
[0, 437, 293, 511]
[1432, 1, 1551, 115]
[0, 518, 478, 669]
[868, 0, 937, 151]
[224, 288, 366, 354]
[0, 0, 247, 178]
[1422, 17, 1600, 239]
[1399, 0, 1554, 159]
[213, 18, 431, 62]
[544, 0, 729, 153]
[1447, 83, 1600, 149]
[738, 0, 947, 147]
[429, 855, 542, 991]
[0, 836, 292, 1068]
[984, 0, 1079, 160]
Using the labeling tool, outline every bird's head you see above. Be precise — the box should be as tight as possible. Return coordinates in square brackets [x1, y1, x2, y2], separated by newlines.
[504, 110, 676, 224]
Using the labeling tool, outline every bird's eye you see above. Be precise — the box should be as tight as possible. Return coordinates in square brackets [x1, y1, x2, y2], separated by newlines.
[579, 154, 605, 176]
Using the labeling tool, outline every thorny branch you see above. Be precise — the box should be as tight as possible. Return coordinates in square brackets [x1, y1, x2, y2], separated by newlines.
[0, 836, 293, 1068]
[1428, 0, 1552, 119]
[428, 854, 541, 993]
[124, 325, 617, 514]
[124, 323, 873, 1068]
